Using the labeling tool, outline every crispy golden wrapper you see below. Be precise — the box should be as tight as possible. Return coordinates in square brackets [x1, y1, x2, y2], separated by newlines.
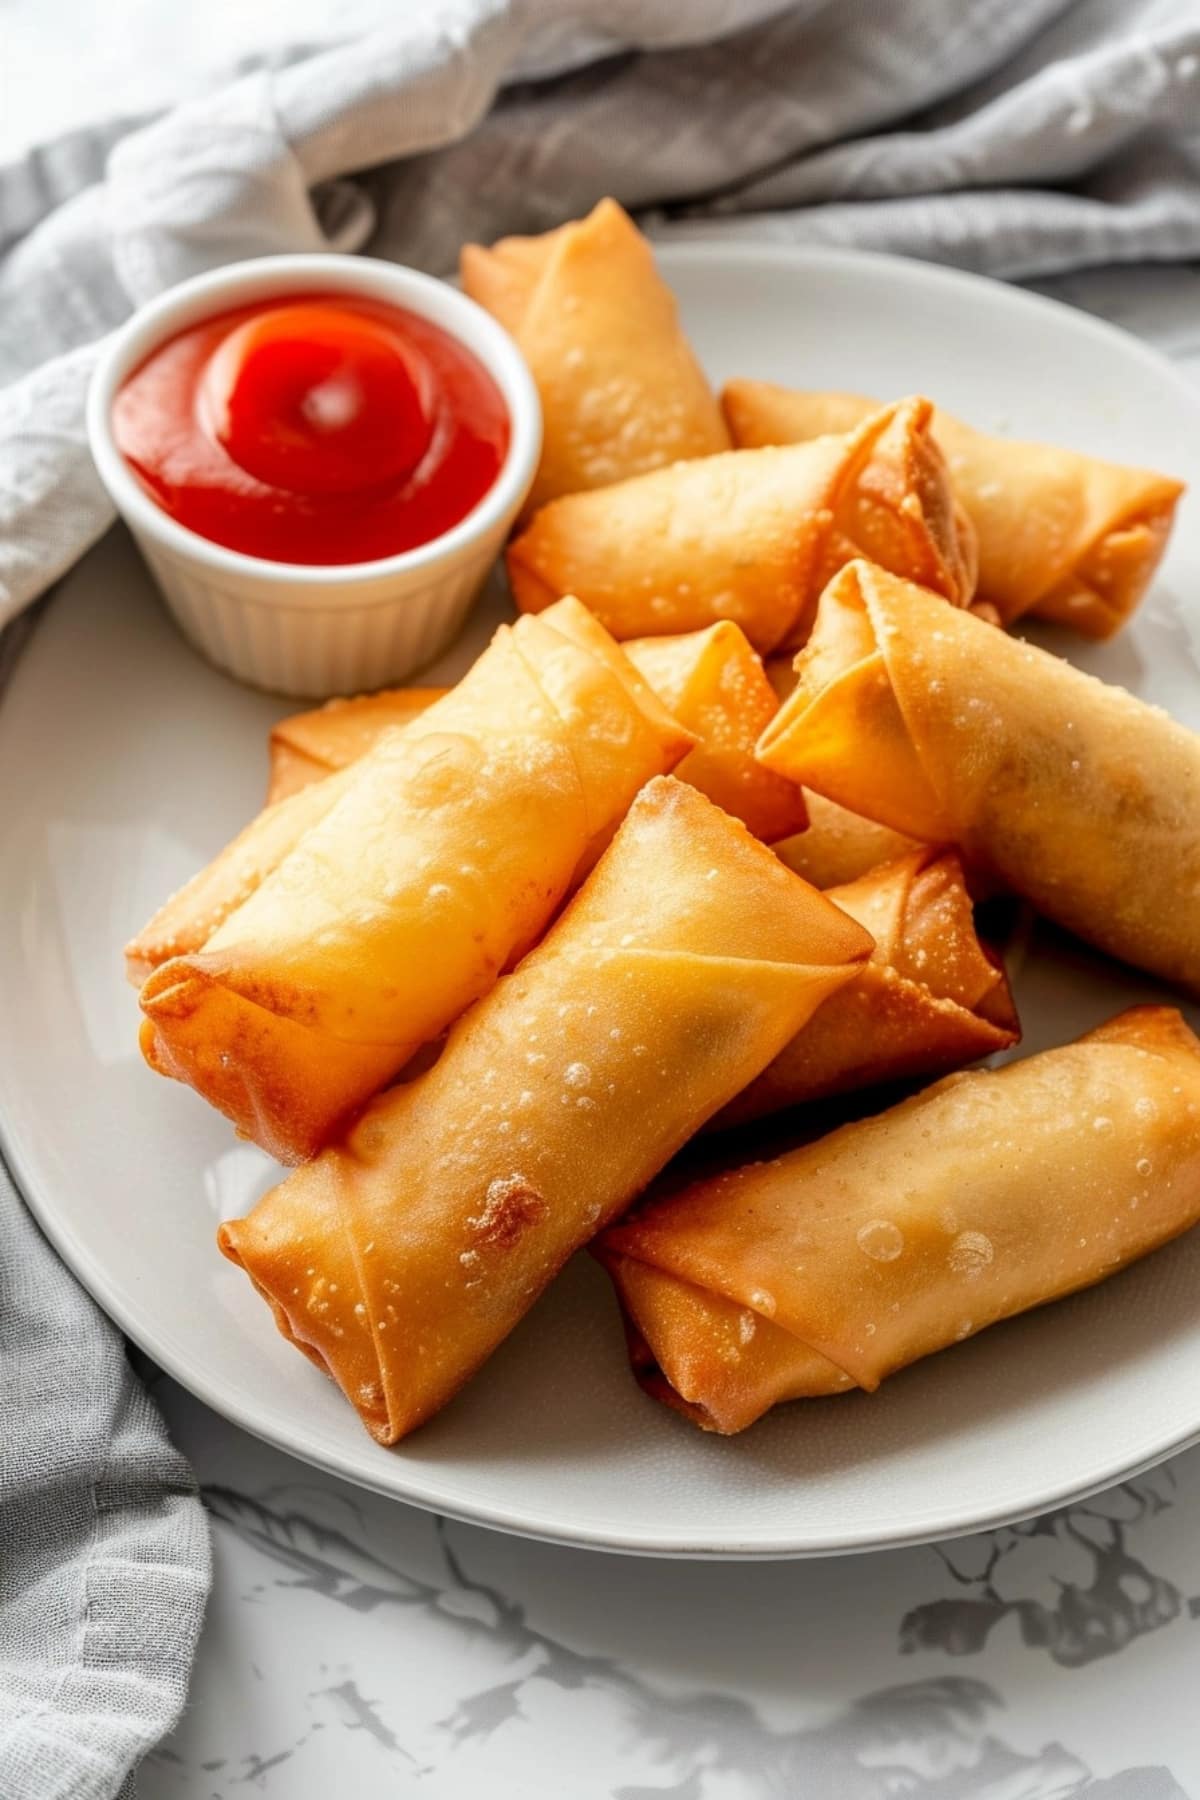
[125, 773, 351, 987]
[599, 1008, 1200, 1432]
[129, 600, 663, 985]
[136, 599, 692, 1162]
[506, 397, 977, 654]
[131, 615, 806, 1002]
[623, 624, 807, 841]
[267, 689, 446, 804]
[757, 559, 1200, 993]
[774, 794, 921, 891]
[716, 848, 1018, 1127]
[461, 198, 729, 515]
[265, 622, 807, 840]
[723, 380, 1183, 638]
[218, 778, 874, 1442]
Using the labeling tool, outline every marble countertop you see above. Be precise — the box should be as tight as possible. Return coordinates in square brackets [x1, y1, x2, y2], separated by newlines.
[144, 1374, 1200, 1799]
[122, 261, 1200, 1800]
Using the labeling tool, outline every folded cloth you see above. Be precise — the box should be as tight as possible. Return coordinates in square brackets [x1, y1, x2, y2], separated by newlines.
[3, 0, 1200, 629]
[0, 1158, 209, 1800]
[3, 3, 1200, 1793]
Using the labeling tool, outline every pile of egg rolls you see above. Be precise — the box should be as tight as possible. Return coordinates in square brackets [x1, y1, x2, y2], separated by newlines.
[130, 200, 1200, 1445]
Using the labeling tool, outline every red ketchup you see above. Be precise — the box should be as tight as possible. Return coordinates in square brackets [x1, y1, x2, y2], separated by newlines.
[112, 294, 510, 564]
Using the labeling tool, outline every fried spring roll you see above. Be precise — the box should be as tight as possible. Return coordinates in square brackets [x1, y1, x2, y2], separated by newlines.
[757, 559, 1200, 993]
[461, 199, 729, 516]
[506, 398, 978, 654]
[137, 599, 693, 1163]
[267, 689, 446, 804]
[716, 848, 1018, 1127]
[765, 665, 919, 885]
[598, 1007, 1200, 1433]
[126, 771, 353, 986]
[126, 597, 673, 986]
[133, 617, 806, 999]
[261, 621, 806, 841]
[723, 381, 1183, 638]
[218, 777, 874, 1442]
[774, 794, 921, 891]
[623, 624, 807, 841]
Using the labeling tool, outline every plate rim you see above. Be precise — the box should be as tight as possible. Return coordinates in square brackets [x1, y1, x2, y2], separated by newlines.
[655, 235, 1193, 399]
[11, 1101, 1200, 1560]
[7, 238, 1200, 1558]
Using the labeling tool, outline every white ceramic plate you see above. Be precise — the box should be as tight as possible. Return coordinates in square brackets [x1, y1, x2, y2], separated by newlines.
[4, 244, 1200, 1558]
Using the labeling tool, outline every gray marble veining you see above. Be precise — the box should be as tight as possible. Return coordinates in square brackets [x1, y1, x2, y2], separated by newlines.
[144, 1381, 1199, 1798]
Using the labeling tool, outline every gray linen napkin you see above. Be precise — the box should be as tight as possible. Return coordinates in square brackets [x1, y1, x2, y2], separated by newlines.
[4, 0, 1200, 632]
[0, 1161, 208, 1800]
[3, 3, 1200, 1795]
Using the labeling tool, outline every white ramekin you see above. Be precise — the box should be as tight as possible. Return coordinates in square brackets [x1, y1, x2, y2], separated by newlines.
[87, 255, 541, 698]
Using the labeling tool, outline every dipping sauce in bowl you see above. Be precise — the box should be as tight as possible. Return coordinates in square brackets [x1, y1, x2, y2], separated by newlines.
[112, 294, 511, 565]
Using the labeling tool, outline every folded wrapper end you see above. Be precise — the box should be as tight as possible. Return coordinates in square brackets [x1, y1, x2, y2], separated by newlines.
[764, 555, 1200, 994]
[542, 594, 695, 758]
[1083, 1002, 1200, 1057]
[721, 378, 1184, 639]
[624, 621, 809, 841]
[218, 1178, 398, 1444]
[123, 769, 354, 985]
[711, 845, 1020, 1131]
[1033, 492, 1183, 638]
[139, 966, 402, 1165]
[506, 397, 972, 654]
[817, 394, 979, 631]
[596, 1248, 855, 1435]
[755, 560, 954, 844]
[598, 1005, 1200, 1435]
[842, 846, 1017, 1031]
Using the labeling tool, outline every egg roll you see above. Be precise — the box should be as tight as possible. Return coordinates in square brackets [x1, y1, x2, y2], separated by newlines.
[506, 397, 978, 654]
[127, 595, 670, 985]
[765, 664, 920, 886]
[267, 688, 446, 804]
[137, 598, 693, 1163]
[599, 1007, 1200, 1433]
[723, 380, 1183, 638]
[125, 770, 353, 986]
[716, 848, 1018, 1128]
[460, 199, 729, 517]
[757, 559, 1200, 993]
[774, 794, 921, 891]
[260, 620, 806, 841]
[218, 777, 874, 1442]
[622, 625, 807, 840]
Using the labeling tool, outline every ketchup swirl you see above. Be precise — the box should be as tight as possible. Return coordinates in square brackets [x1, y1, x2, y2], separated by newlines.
[113, 293, 510, 565]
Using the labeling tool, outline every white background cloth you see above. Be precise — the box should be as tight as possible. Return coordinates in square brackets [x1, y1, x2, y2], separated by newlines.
[3, 4, 1200, 1796]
